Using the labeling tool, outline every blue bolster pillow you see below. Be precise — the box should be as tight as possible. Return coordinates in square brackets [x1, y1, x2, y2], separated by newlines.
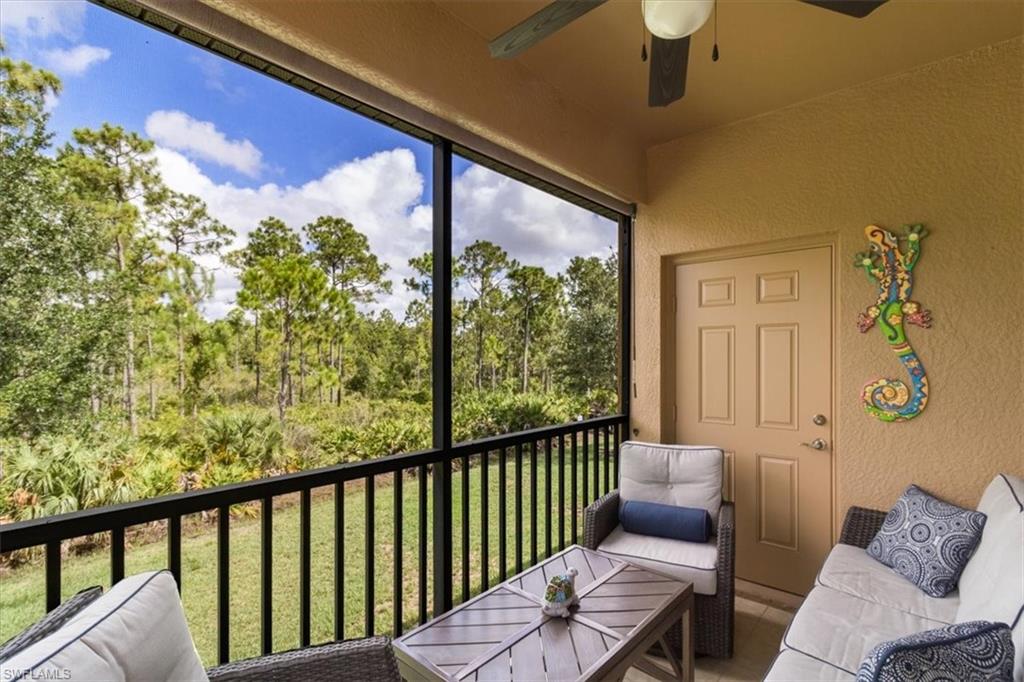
[620, 500, 712, 543]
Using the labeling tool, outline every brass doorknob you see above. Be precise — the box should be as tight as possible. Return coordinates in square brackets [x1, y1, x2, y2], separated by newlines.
[801, 438, 828, 451]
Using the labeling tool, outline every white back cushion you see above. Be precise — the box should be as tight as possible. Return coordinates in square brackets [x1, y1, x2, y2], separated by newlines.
[618, 441, 723, 524]
[956, 473, 1024, 682]
[1, 571, 208, 681]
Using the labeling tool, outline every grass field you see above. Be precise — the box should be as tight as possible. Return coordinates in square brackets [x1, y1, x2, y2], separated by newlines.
[0, 448, 615, 666]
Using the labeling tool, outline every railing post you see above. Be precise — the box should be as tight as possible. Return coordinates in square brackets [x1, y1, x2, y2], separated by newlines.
[418, 466, 429, 624]
[217, 505, 230, 665]
[45, 540, 61, 612]
[261, 496, 273, 655]
[432, 136, 454, 614]
[300, 488, 311, 646]
[393, 470, 404, 636]
[110, 526, 124, 585]
[365, 476, 375, 636]
[461, 454, 470, 602]
[168, 515, 182, 592]
[334, 483, 345, 641]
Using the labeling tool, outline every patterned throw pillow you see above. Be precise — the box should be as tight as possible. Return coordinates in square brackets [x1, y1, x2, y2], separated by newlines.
[0, 586, 103, 661]
[867, 484, 987, 597]
[855, 621, 1015, 682]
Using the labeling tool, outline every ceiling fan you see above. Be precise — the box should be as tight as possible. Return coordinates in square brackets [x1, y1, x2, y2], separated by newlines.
[488, 0, 888, 107]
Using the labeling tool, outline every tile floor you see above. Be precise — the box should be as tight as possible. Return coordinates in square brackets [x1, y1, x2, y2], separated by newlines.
[625, 596, 796, 682]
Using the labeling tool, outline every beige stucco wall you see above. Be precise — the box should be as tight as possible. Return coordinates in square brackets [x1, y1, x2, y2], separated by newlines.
[633, 38, 1024, 519]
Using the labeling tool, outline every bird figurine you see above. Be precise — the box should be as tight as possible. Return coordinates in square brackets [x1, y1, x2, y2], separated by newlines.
[541, 567, 579, 617]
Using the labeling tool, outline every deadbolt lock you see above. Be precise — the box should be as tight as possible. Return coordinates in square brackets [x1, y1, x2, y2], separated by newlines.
[812, 414, 827, 426]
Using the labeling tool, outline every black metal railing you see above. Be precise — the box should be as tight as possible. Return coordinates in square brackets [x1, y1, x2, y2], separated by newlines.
[0, 414, 626, 665]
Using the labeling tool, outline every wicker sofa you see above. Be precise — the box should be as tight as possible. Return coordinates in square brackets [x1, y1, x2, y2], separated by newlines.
[765, 473, 1024, 681]
[582, 441, 735, 659]
[0, 570, 400, 682]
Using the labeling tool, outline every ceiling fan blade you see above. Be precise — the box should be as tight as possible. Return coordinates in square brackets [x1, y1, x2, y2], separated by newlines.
[800, 0, 888, 18]
[648, 35, 690, 108]
[489, 0, 607, 59]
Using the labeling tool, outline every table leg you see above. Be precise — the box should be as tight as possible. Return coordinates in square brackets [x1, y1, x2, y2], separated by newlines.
[659, 636, 684, 680]
[681, 598, 694, 682]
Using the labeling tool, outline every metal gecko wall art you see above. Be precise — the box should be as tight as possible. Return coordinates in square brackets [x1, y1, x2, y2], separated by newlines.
[854, 224, 932, 422]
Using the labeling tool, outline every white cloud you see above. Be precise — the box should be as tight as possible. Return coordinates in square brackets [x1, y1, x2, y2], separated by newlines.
[0, 1, 84, 40]
[189, 53, 246, 100]
[145, 110, 263, 178]
[40, 44, 110, 76]
[151, 146, 431, 319]
[452, 164, 616, 278]
[149, 145, 616, 320]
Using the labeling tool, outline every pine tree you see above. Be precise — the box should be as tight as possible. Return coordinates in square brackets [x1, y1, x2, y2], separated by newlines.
[58, 124, 165, 435]
[508, 265, 562, 393]
[304, 216, 391, 403]
[153, 191, 233, 414]
[458, 240, 511, 390]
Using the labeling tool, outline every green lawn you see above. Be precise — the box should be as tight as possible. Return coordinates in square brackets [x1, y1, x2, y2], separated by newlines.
[0, 446, 615, 666]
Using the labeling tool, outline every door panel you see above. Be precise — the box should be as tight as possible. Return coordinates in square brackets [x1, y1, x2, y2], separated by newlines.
[699, 326, 735, 424]
[700, 277, 736, 307]
[675, 246, 832, 594]
[757, 324, 798, 430]
[757, 455, 798, 550]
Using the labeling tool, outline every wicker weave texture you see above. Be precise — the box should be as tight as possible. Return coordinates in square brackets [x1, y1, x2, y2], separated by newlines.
[582, 491, 736, 659]
[838, 506, 887, 549]
[582, 490, 620, 552]
[206, 636, 399, 681]
[0, 586, 103, 662]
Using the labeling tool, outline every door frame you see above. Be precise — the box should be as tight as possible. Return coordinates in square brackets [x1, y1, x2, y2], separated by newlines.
[660, 232, 840, 543]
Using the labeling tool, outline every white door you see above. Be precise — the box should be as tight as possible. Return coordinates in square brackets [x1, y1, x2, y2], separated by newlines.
[674, 246, 833, 594]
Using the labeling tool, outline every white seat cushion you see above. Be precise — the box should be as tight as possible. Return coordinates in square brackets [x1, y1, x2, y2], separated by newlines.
[596, 525, 718, 595]
[764, 649, 854, 681]
[956, 473, 1024, 682]
[618, 441, 723, 525]
[1, 571, 207, 681]
[782, 586, 949, 674]
[816, 543, 959, 623]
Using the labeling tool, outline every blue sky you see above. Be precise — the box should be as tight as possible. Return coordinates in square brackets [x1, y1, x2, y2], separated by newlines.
[2, 0, 615, 318]
[3, 0, 440, 185]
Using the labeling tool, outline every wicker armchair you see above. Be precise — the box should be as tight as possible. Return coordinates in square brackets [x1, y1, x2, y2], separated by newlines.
[0, 572, 399, 682]
[207, 636, 399, 681]
[838, 505, 888, 549]
[583, 490, 736, 659]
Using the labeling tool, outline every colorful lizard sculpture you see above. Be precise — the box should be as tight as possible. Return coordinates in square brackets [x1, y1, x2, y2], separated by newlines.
[854, 224, 932, 422]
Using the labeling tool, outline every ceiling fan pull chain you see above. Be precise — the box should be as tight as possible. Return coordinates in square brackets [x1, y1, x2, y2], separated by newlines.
[712, 0, 720, 61]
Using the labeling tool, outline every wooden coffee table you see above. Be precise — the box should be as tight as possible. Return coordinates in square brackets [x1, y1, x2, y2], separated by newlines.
[394, 545, 694, 681]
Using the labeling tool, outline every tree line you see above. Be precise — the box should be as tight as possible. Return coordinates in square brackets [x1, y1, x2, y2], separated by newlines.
[0, 48, 619, 443]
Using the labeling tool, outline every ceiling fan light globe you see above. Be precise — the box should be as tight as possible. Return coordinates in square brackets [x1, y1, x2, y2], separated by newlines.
[642, 0, 714, 40]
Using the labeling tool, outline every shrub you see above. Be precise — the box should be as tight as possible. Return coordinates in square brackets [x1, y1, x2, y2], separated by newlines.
[132, 448, 184, 499]
[0, 390, 617, 524]
[454, 390, 572, 442]
[289, 399, 430, 466]
[180, 409, 285, 487]
[350, 418, 430, 461]
[0, 435, 136, 521]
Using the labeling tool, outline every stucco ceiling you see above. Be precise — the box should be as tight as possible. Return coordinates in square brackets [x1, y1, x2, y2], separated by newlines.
[435, 0, 1023, 147]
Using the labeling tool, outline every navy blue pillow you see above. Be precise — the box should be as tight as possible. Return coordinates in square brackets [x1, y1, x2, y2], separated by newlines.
[620, 500, 712, 543]
[867, 484, 987, 597]
[855, 621, 1014, 682]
